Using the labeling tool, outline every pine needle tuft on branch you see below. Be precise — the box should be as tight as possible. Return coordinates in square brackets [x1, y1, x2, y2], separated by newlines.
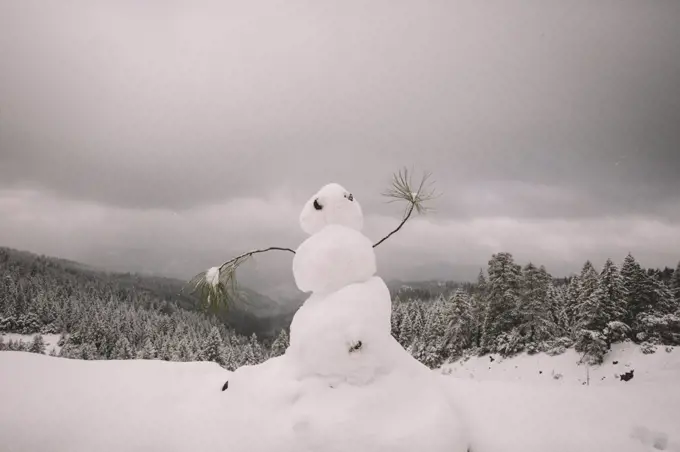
[373, 168, 439, 248]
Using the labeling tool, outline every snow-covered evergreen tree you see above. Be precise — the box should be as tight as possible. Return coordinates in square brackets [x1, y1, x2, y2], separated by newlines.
[470, 270, 488, 348]
[201, 327, 224, 365]
[239, 343, 257, 366]
[562, 276, 580, 337]
[672, 261, 680, 306]
[390, 301, 403, 340]
[137, 338, 157, 360]
[482, 252, 522, 352]
[249, 333, 266, 363]
[545, 283, 568, 338]
[575, 329, 608, 365]
[270, 329, 289, 357]
[112, 336, 134, 360]
[621, 253, 648, 326]
[419, 297, 448, 367]
[412, 307, 425, 339]
[177, 338, 194, 362]
[518, 263, 552, 344]
[443, 289, 473, 359]
[80, 343, 98, 360]
[28, 334, 46, 354]
[575, 261, 599, 326]
[581, 259, 627, 333]
[398, 310, 414, 347]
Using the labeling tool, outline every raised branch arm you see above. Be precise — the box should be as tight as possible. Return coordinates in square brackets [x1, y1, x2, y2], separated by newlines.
[373, 168, 438, 248]
[184, 246, 296, 311]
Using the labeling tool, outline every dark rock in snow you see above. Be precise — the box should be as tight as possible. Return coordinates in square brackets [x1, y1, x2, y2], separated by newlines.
[620, 370, 635, 382]
[222, 380, 229, 391]
[349, 340, 362, 353]
[613, 361, 619, 365]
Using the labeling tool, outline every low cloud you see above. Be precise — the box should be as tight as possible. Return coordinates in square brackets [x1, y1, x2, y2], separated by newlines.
[2, 189, 678, 298]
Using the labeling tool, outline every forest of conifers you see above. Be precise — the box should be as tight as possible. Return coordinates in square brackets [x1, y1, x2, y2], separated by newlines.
[1, 247, 678, 368]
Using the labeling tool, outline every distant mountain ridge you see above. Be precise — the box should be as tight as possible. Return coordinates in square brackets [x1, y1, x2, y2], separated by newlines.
[0, 246, 486, 335]
[0, 246, 299, 337]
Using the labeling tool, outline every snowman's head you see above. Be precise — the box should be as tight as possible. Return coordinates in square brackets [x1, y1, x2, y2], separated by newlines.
[299, 183, 363, 235]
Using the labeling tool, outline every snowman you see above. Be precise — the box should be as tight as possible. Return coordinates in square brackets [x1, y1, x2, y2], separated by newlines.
[222, 182, 469, 452]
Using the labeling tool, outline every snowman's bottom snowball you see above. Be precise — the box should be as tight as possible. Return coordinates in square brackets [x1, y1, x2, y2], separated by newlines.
[223, 361, 468, 452]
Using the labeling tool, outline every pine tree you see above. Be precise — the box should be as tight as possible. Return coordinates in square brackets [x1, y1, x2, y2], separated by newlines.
[443, 289, 473, 358]
[412, 308, 425, 339]
[476, 269, 488, 297]
[469, 270, 488, 348]
[581, 259, 627, 333]
[201, 327, 224, 364]
[518, 263, 552, 344]
[390, 303, 403, 340]
[575, 261, 599, 328]
[249, 333, 266, 364]
[545, 283, 568, 338]
[177, 338, 194, 362]
[671, 262, 680, 307]
[621, 254, 648, 326]
[563, 276, 580, 336]
[481, 252, 522, 352]
[219, 346, 234, 370]
[240, 343, 257, 366]
[468, 293, 485, 348]
[137, 338, 157, 360]
[80, 343, 98, 360]
[29, 334, 46, 354]
[398, 309, 414, 347]
[270, 329, 289, 357]
[112, 336, 133, 360]
[420, 299, 448, 367]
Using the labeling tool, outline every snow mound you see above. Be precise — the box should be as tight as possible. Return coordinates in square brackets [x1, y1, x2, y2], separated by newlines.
[0, 352, 467, 452]
[0, 352, 229, 452]
[2, 351, 679, 452]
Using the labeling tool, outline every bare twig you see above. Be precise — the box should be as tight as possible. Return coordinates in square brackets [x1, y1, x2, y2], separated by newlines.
[218, 247, 296, 273]
[373, 203, 414, 249]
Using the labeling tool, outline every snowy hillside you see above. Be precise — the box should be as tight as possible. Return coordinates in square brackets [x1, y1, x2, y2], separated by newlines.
[442, 342, 680, 386]
[1, 348, 678, 452]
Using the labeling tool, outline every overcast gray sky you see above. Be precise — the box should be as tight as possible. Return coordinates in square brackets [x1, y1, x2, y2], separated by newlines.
[1, 0, 679, 298]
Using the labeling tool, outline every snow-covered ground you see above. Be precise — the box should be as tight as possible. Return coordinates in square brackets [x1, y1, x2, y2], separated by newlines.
[1, 333, 63, 355]
[1, 345, 678, 452]
[442, 342, 679, 386]
[442, 343, 680, 452]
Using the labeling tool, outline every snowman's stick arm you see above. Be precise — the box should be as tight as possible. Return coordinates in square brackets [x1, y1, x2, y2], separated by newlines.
[217, 246, 296, 271]
[372, 202, 415, 249]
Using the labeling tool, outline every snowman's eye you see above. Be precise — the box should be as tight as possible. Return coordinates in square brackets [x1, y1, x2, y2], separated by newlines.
[347, 193, 354, 202]
[313, 199, 323, 210]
